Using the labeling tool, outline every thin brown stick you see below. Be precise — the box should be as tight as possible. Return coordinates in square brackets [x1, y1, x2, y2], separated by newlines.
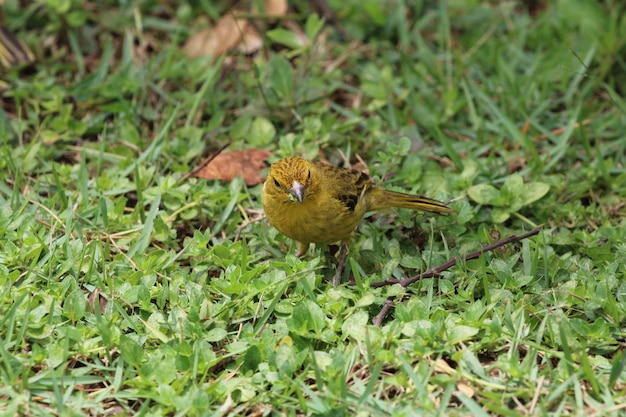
[370, 225, 542, 325]
[371, 226, 542, 288]
[372, 299, 395, 327]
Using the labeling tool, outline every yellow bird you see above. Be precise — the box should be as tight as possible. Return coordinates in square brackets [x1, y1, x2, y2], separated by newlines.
[262, 156, 453, 284]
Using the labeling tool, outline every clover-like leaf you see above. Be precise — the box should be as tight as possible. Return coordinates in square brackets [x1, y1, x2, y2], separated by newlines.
[491, 207, 511, 223]
[467, 183, 503, 205]
[522, 182, 550, 206]
[446, 324, 480, 344]
[469, 174, 550, 221]
[501, 174, 525, 207]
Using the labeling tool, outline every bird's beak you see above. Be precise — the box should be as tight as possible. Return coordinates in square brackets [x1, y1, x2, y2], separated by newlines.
[290, 181, 305, 203]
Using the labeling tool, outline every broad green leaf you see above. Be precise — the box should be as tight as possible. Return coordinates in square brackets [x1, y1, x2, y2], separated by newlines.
[269, 55, 294, 100]
[206, 328, 228, 342]
[45, 343, 66, 369]
[522, 182, 550, 205]
[467, 183, 502, 205]
[355, 293, 376, 308]
[275, 343, 297, 377]
[491, 259, 512, 281]
[341, 310, 369, 340]
[397, 136, 411, 155]
[152, 356, 177, 384]
[491, 207, 511, 223]
[267, 28, 305, 49]
[157, 383, 176, 406]
[501, 174, 524, 204]
[249, 116, 276, 146]
[305, 14, 324, 41]
[230, 116, 253, 140]
[289, 300, 326, 335]
[242, 346, 262, 372]
[446, 324, 479, 344]
[63, 289, 86, 321]
[120, 335, 144, 367]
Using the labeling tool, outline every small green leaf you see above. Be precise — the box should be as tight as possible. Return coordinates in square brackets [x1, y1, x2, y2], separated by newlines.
[303, 300, 325, 333]
[120, 335, 144, 367]
[501, 174, 524, 204]
[288, 300, 325, 335]
[269, 55, 294, 100]
[341, 310, 369, 340]
[467, 183, 502, 205]
[522, 182, 550, 205]
[275, 342, 297, 377]
[249, 116, 276, 146]
[491, 259, 512, 281]
[305, 14, 324, 41]
[153, 356, 177, 384]
[156, 383, 176, 406]
[446, 324, 479, 344]
[46, 343, 66, 369]
[41, 130, 63, 145]
[355, 293, 376, 308]
[63, 289, 86, 321]
[206, 328, 228, 342]
[397, 136, 411, 156]
[267, 28, 305, 49]
[491, 207, 511, 223]
[242, 346, 262, 373]
[230, 116, 252, 140]
[455, 201, 474, 224]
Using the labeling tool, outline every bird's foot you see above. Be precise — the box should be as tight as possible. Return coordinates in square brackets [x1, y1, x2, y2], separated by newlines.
[295, 242, 310, 258]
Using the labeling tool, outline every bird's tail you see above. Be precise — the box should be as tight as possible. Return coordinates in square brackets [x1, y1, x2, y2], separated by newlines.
[0, 25, 34, 68]
[368, 188, 453, 214]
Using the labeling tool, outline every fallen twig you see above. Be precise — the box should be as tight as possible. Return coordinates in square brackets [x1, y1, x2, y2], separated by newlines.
[372, 299, 394, 327]
[371, 225, 542, 326]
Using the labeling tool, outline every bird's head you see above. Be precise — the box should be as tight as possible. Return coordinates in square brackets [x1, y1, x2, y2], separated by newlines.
[266, 156, 312, 204]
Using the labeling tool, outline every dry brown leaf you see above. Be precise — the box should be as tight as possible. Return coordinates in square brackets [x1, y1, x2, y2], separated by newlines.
[456, 382, 475, 398]
[183, 13, 248, 57]
[192, 149, 272, 186]
[184, 0, 288, 58]
[434, 359, 455, 375]
[238, 25, 264, 55]
[87, 288, 108, 315]
[254, 0, 288, 17]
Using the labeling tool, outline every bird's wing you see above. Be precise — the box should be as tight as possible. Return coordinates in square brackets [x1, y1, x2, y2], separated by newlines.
[314, 161, 372, 212]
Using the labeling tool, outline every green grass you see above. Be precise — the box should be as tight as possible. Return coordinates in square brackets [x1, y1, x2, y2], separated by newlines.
[1, 0, 626, 415]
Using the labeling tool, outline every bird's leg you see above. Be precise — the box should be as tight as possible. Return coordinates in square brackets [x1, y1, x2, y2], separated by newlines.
[296, 242, 310, 258]
[332, 242, 349, 287]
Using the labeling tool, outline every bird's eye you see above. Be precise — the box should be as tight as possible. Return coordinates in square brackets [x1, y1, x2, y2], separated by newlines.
[273, 178, 281, 188]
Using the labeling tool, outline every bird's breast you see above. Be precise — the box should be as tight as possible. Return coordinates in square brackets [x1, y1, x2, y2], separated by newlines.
[264, 193, 364, 244]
